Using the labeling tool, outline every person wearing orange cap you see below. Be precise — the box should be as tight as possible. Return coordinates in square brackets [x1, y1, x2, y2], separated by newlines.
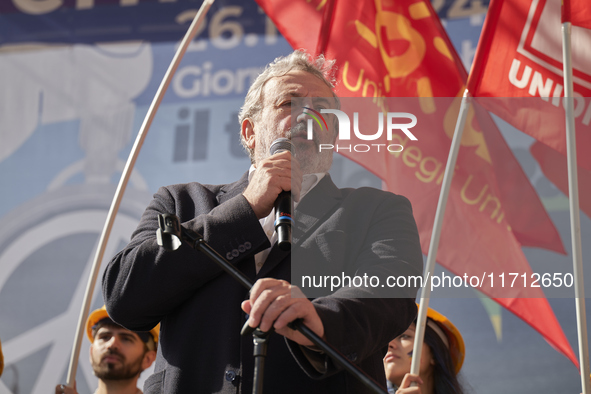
[383, 307, 465, 394]
[55, 305, 159, 394]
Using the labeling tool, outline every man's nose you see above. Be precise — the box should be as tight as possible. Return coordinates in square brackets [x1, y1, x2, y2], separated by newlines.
[106, 336, 120, 349]
[294, 97, 317, 118]
[296, 112, 308, 124]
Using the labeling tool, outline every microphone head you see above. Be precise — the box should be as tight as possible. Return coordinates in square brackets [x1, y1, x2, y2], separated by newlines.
[269, 138, 296, 156]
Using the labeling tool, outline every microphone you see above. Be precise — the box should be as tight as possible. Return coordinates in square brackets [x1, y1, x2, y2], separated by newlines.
[269, 138, 296, 251]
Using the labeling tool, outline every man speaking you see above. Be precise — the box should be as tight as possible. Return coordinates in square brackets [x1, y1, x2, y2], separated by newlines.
[102, 50, 423, 393]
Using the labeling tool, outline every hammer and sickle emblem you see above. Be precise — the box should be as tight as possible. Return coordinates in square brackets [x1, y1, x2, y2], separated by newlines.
[354, 0, 432, 110]
[356, 11, 426, 79]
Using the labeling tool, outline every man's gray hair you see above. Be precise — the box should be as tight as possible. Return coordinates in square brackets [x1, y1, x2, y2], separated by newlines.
[238, 50, 339, 160]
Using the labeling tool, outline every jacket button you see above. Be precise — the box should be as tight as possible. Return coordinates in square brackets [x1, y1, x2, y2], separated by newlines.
[231, 249, 239, 257]
[225, 370, 237, 382]
[244, 242, 252, 250]
[225, 252, 234, 260]
[238, 244, 246, 253]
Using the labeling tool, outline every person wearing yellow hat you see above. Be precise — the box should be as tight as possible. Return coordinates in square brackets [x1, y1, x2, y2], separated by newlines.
[383, 307, 465, 394]
[55, 305, 159, 394]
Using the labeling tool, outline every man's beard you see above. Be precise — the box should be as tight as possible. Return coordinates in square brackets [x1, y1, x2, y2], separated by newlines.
[256, 122, 313, 158]
[256, 121, 333, 174]
[287, 121, 317, 145]
[92, 349, 143, 380]
[289, 122, 333, 174]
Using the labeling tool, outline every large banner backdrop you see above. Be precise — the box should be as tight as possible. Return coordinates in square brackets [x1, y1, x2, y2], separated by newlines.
[0, 1, 588, 393]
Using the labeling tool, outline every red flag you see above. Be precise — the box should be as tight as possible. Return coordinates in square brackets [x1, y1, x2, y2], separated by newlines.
[468, 0, 591, 171]
[562, 0, 591, 29]
[531, 141, 591, 218]
[257, 0, 577, 366]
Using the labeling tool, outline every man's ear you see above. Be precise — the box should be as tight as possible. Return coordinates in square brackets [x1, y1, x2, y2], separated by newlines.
[142, 349, 157, 370]
[241, 118, 256, 151]
[89, 343, 94, 364]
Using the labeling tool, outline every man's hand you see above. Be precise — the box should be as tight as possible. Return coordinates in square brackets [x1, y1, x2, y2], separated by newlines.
[243, 151, 302, 219]
[241, 278, 324, 347]
[55, 382, 78, 394]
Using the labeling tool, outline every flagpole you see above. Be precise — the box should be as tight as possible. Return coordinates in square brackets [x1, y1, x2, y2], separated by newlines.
[409, 89, 471, 379]
[561, 21, 590, 394]
[64, 0, 215, 387]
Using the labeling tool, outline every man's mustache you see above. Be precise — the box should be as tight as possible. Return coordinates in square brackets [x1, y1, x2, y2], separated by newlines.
[101, 349, 125, 362]
[288, 122, 319, 145]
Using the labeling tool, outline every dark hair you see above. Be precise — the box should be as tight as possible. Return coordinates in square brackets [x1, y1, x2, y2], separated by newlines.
[423, 323, 464, 394]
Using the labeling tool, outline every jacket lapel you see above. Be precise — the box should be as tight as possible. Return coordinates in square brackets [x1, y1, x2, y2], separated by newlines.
[292, 175, 342, 244]
[216, 171, 249, 204]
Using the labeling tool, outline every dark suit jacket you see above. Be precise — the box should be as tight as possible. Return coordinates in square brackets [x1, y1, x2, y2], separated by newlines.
[102, 173, 423, 393]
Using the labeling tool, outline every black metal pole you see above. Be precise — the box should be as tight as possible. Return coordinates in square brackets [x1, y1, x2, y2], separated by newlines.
[252, 329, 272, 394]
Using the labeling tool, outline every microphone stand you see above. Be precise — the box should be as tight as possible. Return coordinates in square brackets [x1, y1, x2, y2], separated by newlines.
[156, 213, 387, 394]
[252, 328, 272, 393]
